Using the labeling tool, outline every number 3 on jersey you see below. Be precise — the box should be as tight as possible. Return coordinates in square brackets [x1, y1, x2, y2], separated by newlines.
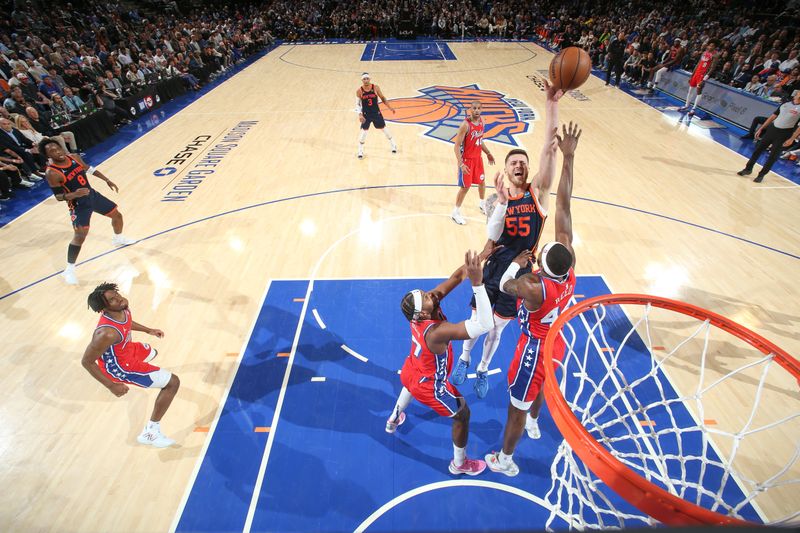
[505, 217, 530, 237]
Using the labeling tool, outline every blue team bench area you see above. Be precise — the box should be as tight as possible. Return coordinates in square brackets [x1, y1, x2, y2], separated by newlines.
[172, 276, 758, 532]
[362, 41, 457, 61]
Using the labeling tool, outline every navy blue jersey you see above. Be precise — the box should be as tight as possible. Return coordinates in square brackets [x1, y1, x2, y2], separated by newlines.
[360, 84, 381, 117]
[494, 186, 546, 264]
[48, 155, 92, 209]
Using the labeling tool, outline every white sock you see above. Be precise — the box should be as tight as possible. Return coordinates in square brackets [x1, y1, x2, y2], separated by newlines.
[479, 198, 486, 208]
[147, 420, 160, 431]
[390, 387, 412, 422]
[499, 450, 513, 465]
[478, 317, 511, 372]
[692, 94, 703, 110]
[65, 263, 76, 272]
[460, 332, 477, 364]
[453, 444, 466, 467]
[382, 127, 393, 140]
[358, 130, 367, 144]
[685, 87, 697, 107]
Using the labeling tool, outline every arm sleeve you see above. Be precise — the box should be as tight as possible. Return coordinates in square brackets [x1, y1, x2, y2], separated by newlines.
[499, 262, 521, 295]
[486, 201, 507, 241]
[464, 285, 493, 338]
[355, 97, 362, 113]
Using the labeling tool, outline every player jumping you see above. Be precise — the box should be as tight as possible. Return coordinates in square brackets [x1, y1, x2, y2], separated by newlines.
[450, 80, 563, 399]
[485, 122, 580, 476]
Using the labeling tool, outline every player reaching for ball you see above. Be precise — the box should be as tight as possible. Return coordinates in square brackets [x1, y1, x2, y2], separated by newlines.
[451, 100, 495, 225]
[450, 79, 563, 399]
[385, 250, 494, 475]
[356, 72, 397, 159]
[485, 121, 580, 477]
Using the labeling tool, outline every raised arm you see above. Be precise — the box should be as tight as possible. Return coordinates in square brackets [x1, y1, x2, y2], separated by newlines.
[81, 328, 129, 397]
[427, 251, 493, 347]
[554, 122, 581, 266]
[531, 79, 562, 214]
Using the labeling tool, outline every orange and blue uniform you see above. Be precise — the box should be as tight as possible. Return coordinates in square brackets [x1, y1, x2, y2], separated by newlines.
[48, 155, 116, 228]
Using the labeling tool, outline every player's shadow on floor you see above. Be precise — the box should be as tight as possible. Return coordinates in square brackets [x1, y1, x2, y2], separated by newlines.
[641, 155, 731, 176]
[279, 363, 446, 472]
[253, 442, 378, 522]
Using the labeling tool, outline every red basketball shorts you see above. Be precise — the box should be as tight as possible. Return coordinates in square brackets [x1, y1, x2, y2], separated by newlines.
[458, 156, 485, 188]
[401, 359, 463, 417]
[98, 342, 171, 389]
[689, 70, 706, 88]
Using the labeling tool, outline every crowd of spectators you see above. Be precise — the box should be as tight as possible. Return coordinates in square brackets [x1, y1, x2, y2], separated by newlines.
[1, 0, 797, 208]
[537, 0, 798, 99]
[1, 0, 274, 207]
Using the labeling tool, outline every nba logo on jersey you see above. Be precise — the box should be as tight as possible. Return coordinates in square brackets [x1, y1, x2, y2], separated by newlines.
[379, 84, 538, 146]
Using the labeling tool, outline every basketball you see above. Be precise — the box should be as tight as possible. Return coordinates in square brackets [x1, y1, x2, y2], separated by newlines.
[549, 47, 592, 91]
[379, 97, 459, 123]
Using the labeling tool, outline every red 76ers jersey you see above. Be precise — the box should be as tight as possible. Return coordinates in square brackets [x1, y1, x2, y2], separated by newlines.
[406, 318, 453, 380]
[96, 309, 133, 354]
[517, 268, 576, 339]
[461, 118, 484, 159]
[694, 51, 714, 76]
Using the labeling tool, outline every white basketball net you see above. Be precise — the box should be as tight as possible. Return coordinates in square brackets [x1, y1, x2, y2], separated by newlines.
[544, 300, 800, 530]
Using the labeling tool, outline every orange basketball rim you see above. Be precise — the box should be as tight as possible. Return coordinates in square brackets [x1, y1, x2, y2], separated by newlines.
[542, 293, 800, 526]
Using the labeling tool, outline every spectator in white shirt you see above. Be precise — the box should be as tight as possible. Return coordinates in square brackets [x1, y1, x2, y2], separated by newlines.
[779, 49, 798, 73]
[745, 75, 763, 94]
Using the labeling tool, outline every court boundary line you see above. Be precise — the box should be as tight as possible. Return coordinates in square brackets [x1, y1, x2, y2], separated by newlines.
[1, 183, 797, 303]
[242, 279, 312, 532]
[354, 480, 574, 532]
[277, 40, 537, 75]
[239, 213, 463, 529]
[168, 279, 273, 533]
[0, 40, 284, 230]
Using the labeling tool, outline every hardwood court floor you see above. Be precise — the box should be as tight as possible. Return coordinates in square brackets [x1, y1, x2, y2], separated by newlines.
[0, 42, 797, 531]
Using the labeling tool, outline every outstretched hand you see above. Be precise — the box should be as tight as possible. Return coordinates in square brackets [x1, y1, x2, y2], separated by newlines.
[464, 250, 483, 286]
[556, 121, 582, 156]
[494, 171, 509, 203]
[543, 78, 564, 103]
[513, 249, 532, 267]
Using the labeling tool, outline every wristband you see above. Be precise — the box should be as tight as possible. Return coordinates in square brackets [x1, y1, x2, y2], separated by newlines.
[87, 166, 97, 175]
[499, 262, 521, 295]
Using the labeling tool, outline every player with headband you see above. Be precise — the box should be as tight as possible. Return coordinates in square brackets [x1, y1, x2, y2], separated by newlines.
[386, 250, 494, 475]
[485, 121, 581, 477]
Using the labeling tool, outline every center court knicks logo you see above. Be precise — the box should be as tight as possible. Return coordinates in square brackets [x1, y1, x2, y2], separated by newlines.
[378, 84, 537, 146]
